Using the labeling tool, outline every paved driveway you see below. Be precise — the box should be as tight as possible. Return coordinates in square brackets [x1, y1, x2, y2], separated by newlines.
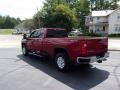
[0, 35, 22, 48]
[108, 39, 120, 50]
[0, 48, 120, 90]
[0, 35, 120, 90]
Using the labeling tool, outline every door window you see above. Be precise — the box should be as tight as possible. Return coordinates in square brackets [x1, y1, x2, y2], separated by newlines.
[30, 31, 38, 38]
[36, 30, 44, 38]
[30, 30, 44, 38]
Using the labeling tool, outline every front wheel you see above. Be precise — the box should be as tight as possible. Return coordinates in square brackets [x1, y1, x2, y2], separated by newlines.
[55, 53, 70, 72]
[22, 45, 28, 56]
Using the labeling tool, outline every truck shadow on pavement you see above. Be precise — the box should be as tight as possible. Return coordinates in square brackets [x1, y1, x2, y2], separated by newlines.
[17, 54, 109, 90]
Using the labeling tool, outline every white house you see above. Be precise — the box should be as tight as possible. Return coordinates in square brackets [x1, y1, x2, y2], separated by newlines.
[85, 8, 120, 35]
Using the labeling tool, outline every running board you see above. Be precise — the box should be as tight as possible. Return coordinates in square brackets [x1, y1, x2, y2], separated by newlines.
[29, 52, 44, 58]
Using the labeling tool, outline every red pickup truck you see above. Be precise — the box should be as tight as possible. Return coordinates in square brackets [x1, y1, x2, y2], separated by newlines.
[21, 28, 109, 71]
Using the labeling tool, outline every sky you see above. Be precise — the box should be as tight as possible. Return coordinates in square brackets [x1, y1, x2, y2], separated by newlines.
[0, 0, 44, 20]
[0, 0, 120, 20]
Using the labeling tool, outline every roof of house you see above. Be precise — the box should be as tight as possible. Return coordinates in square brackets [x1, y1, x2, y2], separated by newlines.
[91, 10, 114, 17]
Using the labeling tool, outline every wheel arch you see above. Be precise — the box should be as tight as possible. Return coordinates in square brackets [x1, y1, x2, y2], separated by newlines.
[21, 43, 26, 47]
[54, 47, 69, 58]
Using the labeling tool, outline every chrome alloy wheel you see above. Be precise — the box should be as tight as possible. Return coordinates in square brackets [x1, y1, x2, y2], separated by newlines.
[22, 46, 26, 55]
[57, 57, 65, 69]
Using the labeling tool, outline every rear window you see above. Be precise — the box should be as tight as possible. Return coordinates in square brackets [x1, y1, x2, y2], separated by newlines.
[46, 29, 68, 38]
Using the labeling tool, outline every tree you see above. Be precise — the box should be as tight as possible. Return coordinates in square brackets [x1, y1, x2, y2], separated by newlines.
[33, 0, 120, 33]
[0, 16, 4, 28]
[76, 0, 90, 33]
[44, 4, 77, 31]
[0, 15, 21, 29]
[65, 0, 78, 8]
[33, 0, 60, 29]
[33, 0, 77, 31]
[33, 10, 45, 29]
[3, 16, 14, 29]
[16, 19, 34, 30]
[89, 0, 96, 11]
[110, 0, 120, 9]
[89, 0, 120, 10]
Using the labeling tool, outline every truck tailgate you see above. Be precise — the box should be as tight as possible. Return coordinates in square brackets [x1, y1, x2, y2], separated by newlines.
[80, 37, 108, 56]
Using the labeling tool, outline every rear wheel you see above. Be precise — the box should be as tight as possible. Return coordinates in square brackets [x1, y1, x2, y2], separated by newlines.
[22, 45, 28, 56]
[55, 53, 70, 72]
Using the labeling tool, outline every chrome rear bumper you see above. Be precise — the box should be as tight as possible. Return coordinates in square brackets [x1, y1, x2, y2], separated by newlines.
[77, 52, 109, 64]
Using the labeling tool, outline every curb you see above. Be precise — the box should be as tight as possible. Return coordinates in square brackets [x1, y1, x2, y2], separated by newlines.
[108, 49, 120, 51]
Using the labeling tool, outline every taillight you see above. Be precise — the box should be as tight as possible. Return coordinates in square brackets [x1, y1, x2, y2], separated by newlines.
[80, 41, 87, 55]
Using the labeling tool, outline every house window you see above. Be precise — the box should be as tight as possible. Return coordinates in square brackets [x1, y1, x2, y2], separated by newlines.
[115, 24, 120, 32]
[115, 24, 118, 32]
[115, 27, 118, 32]
[117, 13, 120, 22]
[118, 27, 120, 32]
[97, 29, 99, 31]
[97, 17, 100, 20]
[90, 17, 93, 22]
[96, 17, 100, 23]
[103, 26, 105, 31]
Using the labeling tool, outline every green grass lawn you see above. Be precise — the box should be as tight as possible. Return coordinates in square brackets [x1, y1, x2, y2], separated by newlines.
[0, 29, 13, 35]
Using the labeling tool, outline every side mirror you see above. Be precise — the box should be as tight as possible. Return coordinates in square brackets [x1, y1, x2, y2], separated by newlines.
[23, 34, 28, 39]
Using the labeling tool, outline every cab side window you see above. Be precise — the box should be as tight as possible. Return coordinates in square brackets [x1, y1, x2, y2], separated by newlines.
[36, 30, 44, 38]
[30, 30, 44, 38]
[30, 31, 37, 38]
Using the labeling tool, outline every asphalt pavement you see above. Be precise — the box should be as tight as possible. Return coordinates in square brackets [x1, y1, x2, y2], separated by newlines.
[0, 48, 120, 90]
[0, 35, 120, 90]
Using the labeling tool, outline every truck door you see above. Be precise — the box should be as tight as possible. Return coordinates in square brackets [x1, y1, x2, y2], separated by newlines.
[26, 31, 38, 51]
[32, 30, 45, 54]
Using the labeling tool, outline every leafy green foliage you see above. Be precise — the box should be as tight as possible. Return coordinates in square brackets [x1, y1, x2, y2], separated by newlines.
[109, 34, 120, 37]
[45, 4, 77, 31]
[33, 2, 77, 31]
[76, 0, 90, 33]
[33, 10, 47, 29]
[32, 0, 120, 33]
[0, 16, 21, 29]
[0, 29, 13, 35]
[89, 0, 120, 10]
[16, 19, 34, 32]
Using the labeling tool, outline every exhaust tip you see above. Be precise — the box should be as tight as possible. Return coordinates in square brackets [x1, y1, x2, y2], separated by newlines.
[97, 60, 102, 63]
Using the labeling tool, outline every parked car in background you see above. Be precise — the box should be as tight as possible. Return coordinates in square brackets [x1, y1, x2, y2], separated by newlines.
[12, 28, 30, 34]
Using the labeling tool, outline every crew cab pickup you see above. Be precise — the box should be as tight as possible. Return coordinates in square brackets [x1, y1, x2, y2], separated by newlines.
[21, 28, 109, 71]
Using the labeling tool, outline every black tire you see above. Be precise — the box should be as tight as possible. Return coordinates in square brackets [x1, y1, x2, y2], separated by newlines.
[22, 45, 29, 56]
[55, 53, 70, 72]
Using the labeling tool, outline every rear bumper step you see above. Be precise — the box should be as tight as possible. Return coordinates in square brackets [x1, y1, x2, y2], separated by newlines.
[77, 52, 109, 64]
